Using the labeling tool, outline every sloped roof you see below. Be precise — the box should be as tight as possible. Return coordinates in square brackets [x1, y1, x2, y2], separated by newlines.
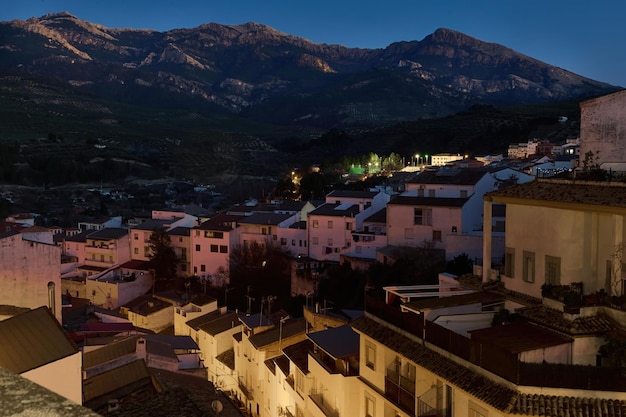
[469, 321, 573, 354]
[215, 348, 235, 370]
[83, 336, 137, 369]
[185, 310, 221, 331]
[351, 315, 518, 411]
[249, 318, 306, 349]
[486, 178, 626, 209]
[327, 190, 380, 199]
[516, 305, 614, 335]
[83, 359, 151, 403]
[0, 306, 79, 374]
[198, 312, 240, 336]
[195, 213, 243, 231]
[407, 169, 487, 185]
[403, 292, 504, 311]
[238, 212, 293, 225]
[309, 203, 360, 217]
[388, 195, 468, 207]
[307, 325, 359, 359]
[363, 207, 386, 223]
[512, 393, 626, 417]
[87, 227, 128, 240]
[282, 339, 313, 374]
[130, 219, 170, 231]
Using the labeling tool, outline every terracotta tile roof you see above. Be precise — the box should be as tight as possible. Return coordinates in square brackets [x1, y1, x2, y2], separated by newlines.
[403, 291, 504, 311]
[516, 305, 615, 335]
[388, 195, 468, 207]
[249, 318, 306, 349]
[351, 315, 518, 411]
[309, 202, 360, 217]
[407, 169, 487, 185]
[511, 393, 626, 417]
[0, 306, 79, 374]
[282, 338, 314, 374]
[198, 312, 240, 335]
[326, 190, 379, 199]
[486, 178, 626, 209]
[470, 321, 573, 354]
[215, 348, 235, 370]
[83, 359, 151, 403]
[363, 207, 386, 223]
[238, 212, 294, 225]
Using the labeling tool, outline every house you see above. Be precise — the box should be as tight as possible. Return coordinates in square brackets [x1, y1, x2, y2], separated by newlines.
[353, 286, 626, 417]
[234, 314, 307, 415]
[191, 213, 243, 285]
[237, 212, 298, 248]
[168, 226, 191, 276]
[342, 207, 387, 267]
[78, 216, 122, 231]
[0, 230, 62, 321]
[0, 306, 82, 404]
[84, 228, 130, 270]
[196, 311, 241, 384]
[483, 179, 626, 300]
[386, 195, 467, 255]
[120, 295, 174, 334]
[173, 294, 220, 336]
[404, 167, 533, 260]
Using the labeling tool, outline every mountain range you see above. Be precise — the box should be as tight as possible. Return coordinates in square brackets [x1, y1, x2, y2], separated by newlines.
[0, 12, 621, 188]
[0, 12, 619, 128]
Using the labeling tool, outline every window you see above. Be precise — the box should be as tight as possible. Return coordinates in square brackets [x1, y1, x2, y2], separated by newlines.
[312, 220, 319, 228]
[432, 230, 442, 241]
[134, 247, 139, 255]
[195, 244, 201, 252]
[522, 251, 535, 283]
[404, 228, 414, 239]
[262, 227, 268, 235]
[220, 245, 228, 253]
[414, 208, 432, 225]
[200, 264, 206, 272]
[327, 220, 333, 229]
[504, 247, 515, 278]
[365, 341, 376, 370]
[545, 255, 561, 285]
[312, 237, 319, 245]
[134, 233, 138, 240]
[346, 222, 353, 231]
[295, 370, 304, 395]
[210, 244, 218, 252]
[365, 393, 375, 417]
[292, 239, 296, 246]
[205, 231, 224, 239]
[281, 238, 287, 245]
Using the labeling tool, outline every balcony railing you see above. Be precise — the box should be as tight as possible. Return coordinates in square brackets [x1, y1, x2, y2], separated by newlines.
[309, 393, 339, 417]
[385, 370, 415, 415]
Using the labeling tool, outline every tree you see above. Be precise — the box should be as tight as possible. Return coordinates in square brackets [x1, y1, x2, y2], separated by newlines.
[147, 228, 178, 281]
[445, 253, 474, 276]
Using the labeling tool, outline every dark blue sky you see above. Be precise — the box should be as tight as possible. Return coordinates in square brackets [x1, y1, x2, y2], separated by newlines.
[3, 0, 625, 87]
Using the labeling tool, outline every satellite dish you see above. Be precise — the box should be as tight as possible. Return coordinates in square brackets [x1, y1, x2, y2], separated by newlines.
[211, 400, 223, 414]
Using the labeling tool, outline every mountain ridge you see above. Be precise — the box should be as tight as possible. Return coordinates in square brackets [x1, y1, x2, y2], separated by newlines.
[0, 12, 618, 128]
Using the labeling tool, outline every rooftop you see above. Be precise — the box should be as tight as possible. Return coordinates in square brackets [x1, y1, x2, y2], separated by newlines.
[486, 178, 626, 209]
[0, 306, 79, 374]
[388, 195, 468, 207]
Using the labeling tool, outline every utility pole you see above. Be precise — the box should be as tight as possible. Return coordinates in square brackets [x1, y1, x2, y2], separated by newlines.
[245, 285, 255, 316]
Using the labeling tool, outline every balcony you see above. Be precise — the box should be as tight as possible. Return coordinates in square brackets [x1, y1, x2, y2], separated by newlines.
[238, 377, 254, 400]
[310, 350, 359, 377]
[385, 369, 415, 415]
[309, 393, 339, 417]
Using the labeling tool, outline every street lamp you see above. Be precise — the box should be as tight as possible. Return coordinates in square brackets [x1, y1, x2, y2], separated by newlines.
[415, 154, 420, 166]
[279, 315, 291, 353]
